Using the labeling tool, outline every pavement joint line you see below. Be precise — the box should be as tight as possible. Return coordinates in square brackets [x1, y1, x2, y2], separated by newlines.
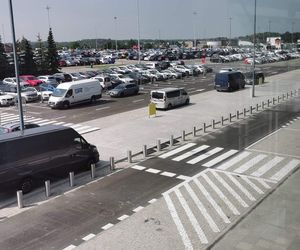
[148, 198, 157, 204]
[101, 223, 114, 230]
[82, 233, 96, 241]
[245, 128, 282, 150]
[132, 206, 144, 212]
[117, 214, 129, 221]
[62, 244, 76, 250]
[145, 168, 161, 174]
[246, 148, 300, 160]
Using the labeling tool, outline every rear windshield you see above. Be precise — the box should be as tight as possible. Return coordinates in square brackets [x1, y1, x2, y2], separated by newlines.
[151, 92, 164, 99]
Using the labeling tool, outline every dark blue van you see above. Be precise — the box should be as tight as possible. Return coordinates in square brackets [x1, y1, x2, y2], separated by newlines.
[215, 72, 246, 92]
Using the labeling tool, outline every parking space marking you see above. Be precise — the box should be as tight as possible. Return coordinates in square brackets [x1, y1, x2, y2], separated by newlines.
[118, 215, 129, 221]
[270, 159, 300, 181]
[148, 198, 157, 204]
[131, 165, 146, 171]
[96, 106, 110, 111]
[145, 168, 161, 174]
[176, 175, 190, 181]
[82, 233, 95, 241]
[132, 99, 145, 103]
[133, 206, 144, 212]
[62, 245, 76, 250]
[160, 171, 176, 177]
[101, 223, 114, 230]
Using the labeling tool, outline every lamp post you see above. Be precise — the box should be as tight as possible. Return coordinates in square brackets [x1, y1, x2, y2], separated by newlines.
[136, 0, 141, 64]
[229, 17, 232, 46]
[46, 5, 51, 29]
[252, 0, 257, 98]
[8, 0, 24, 131]
[114, 16, 118, 51]
[193, 11, 197, 48]
[291, 21, 295, 47]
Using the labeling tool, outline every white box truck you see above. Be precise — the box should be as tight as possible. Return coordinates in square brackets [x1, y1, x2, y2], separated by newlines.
[48, 79, 102, 109]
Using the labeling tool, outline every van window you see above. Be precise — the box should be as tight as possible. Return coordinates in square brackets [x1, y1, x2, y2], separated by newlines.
[167, 90, 180, 98]
[73, 137, 88, 149]
[75, 88, 83, 94]
[181, 89, 188, 95]
[152, 92, 164, 99]
[65, 89, 73, 97]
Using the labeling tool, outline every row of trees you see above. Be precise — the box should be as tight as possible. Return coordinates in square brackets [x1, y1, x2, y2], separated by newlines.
[0, 28, 59, 80]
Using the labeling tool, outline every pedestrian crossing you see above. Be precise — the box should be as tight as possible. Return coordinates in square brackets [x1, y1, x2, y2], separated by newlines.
[163, 168, 276, 249]
[159, 143, 300, 182]
[0, 112, 99, 135]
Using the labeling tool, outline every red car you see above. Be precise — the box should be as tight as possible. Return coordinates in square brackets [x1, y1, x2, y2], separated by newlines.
[19, 75, 43, 86]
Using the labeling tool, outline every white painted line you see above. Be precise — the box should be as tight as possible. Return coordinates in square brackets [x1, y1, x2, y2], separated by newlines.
[193, 178, 230, 224]
[163, 194, 193, 250]
[184, 183, 220, 232]
[246, 129, 282, 149]
[53, 122, 65, 125]
[270, 159, 300, 181]
[133, 206, 144, 212]
[234, 154, 267, 174]
[217, 151, 251, 170]
[256, 179, 271, 189]
[175, 189, 208, 244]
[211, 171, 248, 207]
[78, 127, 100, 134]
[131, 165, 146, 171]
[62, 245, 76, 250]
[159, 143, 196, 159]
[27, 111, 41, 115]
[224, 173, 256, 201]
[54, 116, 66, 120]
[25, 118, 43, 122]
[148, 198, 157, 204]
[118, 214, 129, 221]
[187, 88, 196, 91]
[187, 147, 223, 165]
[101, 223, 114, 230]
[1, 117, 19, 122]
[160, 171, 176, 177]
[132, 99, 145, 103]
[196, 89, 205, 92]
[0, 113, 16, 118]
[63, 123, 74, 127]
[173, 145, 210, 162]
[282, 126, 287, 128]
[176, 175, 190, 180]
[202, 149, 238, 167]
[241, 176, 264, 194]
[37, 120, 57, 126]
[251, 156, 284, 177]
[145, 168, 161, 174]
[82, 233, 96, 241]
[74, 125, 90, 131]
[96, 106, 110, 111]
[202, 173, 240, 215]
[70, 124, 82, 129]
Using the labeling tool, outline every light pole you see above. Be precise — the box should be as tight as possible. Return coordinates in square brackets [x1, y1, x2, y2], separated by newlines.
[136, 0, 141, 64]
[291, 21, 295, 47]
[229, 17, 232, 46]
[268, 20, 271, 34]
[114, 16, 118, 51]
[193, 11, 197, 48]
[8, 0, 24, 131]
[46, 5, 51, 29]
[252, 0, 257, 98]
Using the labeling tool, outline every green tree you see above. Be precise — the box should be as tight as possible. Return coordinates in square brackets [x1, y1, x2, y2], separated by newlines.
[46, 28, 59, 73]
[35, 34, 48, 74]
[19, 37, 37, 75]
[70, 41, 81, 50]
[0, 36, 11, 80]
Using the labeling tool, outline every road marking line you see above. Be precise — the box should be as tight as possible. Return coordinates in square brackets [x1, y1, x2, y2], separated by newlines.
[251, 156, 284, 177]
[187, 147, 223, 165]
[202, 173, 240, 215]
[132, 99, 145, 103]
[234, 154, 267, 174]
[175, 189, 208, 244]
[53, 122, 65, 125]
[164, 194, 193, 250]
[176, 175, 190, 180]
[211, 171, 248, 207]
[241, 176, 264, 194]
[256, 179, 271, 189]
[63, 123, 74, 127]
[270, 159, 300, 181]
[159, 143, 196, 159]
[197, 89, 205, 91]
[202, 149, 238, 167]
[148, 198, 157, 204]
[160, 171, 176, 177]
[224, 173, 256, 201]
[133, 206, 144, 212]
[74, 125, 91, 131]
[37, 120, 57, 126]
[25, 118, 43, 122]
[246, 129, 282, 149]
[62, 245, 76, 250]
[145, 168, 161, 174]
[184, 183, 220, 232]
[102, 223, 114, 230]
[96, 106, 110, 111]
[193, 178, 230, 224]
[131, 165, 146, 171]
[82, 233, 96, 241]
[70, 124, 82, 128]
[78, 127, 100, 134]
[118, 215, 129, 221]
[173, 145, 210, 162]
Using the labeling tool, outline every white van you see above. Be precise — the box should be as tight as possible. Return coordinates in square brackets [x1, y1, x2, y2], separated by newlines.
[48, 79, 102, 109]
[150, 87, 190, 110]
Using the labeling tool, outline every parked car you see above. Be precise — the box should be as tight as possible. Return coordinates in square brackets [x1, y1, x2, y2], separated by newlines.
[19, 75, 43, 87]
[37, 75, 58, 85]
[53, 73, 73, 83]
[91, 75, 113, 90]
[0, 122, 40, 134]
[0, 91, 15, 106]
[108, 83, 139, 97]
[214, 72, 246, 92]
[3, 77, 29, 87]
[0, 85, 39, 102]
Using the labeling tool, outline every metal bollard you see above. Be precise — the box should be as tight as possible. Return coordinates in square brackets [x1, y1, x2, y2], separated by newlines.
[262, 101, 265, 109]
[181, 130, 186, 141]
[17, 190, 24, 209]
[221, 116, 224, 126]
[69, 172, 75, 187]
[157, 139, 161, 152]
[212, 119, 215, 129]
[287, 92, 289, 99]
[127, 150, 132, 163]
[272, 97, 276, 105]
[203, 123, 206, 133]
[91, 163, 96, 179]
[250, 106, 253, 114]
[110, 156, 115, 170]
[282, 94, 285, 100]
[291, 91, 293, 97]
[244, 108, 247, 117]
[169, 135, 174, 147]
[267, 99, 271, 107]
[277, 96, 280, 103]
[45, 180, 51, 197]
[192, 126, 196, 137]
[236, 110, 240, 120]
[143, 145, 147, 158]
[256, 103, 259, 111]
[229, 113, 232, 123]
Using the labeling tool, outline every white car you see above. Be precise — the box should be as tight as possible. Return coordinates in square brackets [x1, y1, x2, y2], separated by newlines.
[37, 75, 58, 85]
[91, 75, 113, 90]
[0, 91, 15, 106]
[3, 77, 29, 87]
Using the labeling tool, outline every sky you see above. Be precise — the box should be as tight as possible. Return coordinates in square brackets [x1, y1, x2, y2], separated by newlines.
[0, 0, 299, 43]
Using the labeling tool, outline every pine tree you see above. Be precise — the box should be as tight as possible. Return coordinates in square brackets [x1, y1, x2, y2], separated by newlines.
[46, 28, 59, 74]
[35, 34, 48, 75]
[0, 36, 11, 80]
[19, 37, 37, 75]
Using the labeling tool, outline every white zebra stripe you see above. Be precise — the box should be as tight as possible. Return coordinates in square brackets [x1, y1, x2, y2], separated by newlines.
[270, 159, 300, 181]
[217, 151, 251, 170]
[187, 147, 223, 165]
[202, 149, 238, 168]
[159, 143, 196, 159]
[251, 156, 284, 177]
[241, 176, 264, 194]
[173, 145, 210, 162]
[234, 154, 267, 174]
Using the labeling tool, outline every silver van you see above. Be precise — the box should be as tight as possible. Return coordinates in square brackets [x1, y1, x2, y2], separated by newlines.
[150, 87, 190, 110]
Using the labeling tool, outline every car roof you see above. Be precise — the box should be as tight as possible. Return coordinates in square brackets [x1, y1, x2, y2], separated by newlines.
[151, 87, 184, 92]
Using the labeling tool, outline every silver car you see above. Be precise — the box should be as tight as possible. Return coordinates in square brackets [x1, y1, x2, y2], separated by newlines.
[108, 83, 139, 97]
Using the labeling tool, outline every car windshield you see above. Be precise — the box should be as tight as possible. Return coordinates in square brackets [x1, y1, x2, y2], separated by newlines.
[151, 92, 164, 99]
[115, 85, 125, 89]
[21, 87, 36, 92]
[52, 88, 67, 97]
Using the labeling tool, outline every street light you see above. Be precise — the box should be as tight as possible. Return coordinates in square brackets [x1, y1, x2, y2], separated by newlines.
[292, 21, 295, 47]
[229, 17, 232, 46]
[136, 0, 141, 64]
[193, 11, 197, 48]
[46, 5, 51, 29]
[114, 16, 118, 51]
[8, 0, 24, 131]
[252, 0, 257, 98]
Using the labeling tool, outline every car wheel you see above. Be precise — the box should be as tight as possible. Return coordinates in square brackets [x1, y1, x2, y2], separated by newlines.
[90, 96, 97, 103]
[172, 75, 176, 79]
[20, 178, 33, 194]
[185, 99, 190, 105]
[167, 103, 172, 110]
[63, 101, 70, 109]
[120, 92, 124, 97]
[134, 90, 138, 95]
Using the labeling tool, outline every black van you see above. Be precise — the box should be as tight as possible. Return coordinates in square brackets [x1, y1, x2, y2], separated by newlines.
[215, 71, 246, 92]
[0, 125, 99, 193]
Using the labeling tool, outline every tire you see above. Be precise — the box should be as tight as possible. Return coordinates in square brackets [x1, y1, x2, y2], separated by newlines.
[167, 103, 172, 110]
[185, 99, 190, 105]
[172, 75, 176, 79]
[20, 178, 33, 194]
[63, 101, 70, 109]
[120, 92, 124, 97]
[90, 96, 97, 103]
